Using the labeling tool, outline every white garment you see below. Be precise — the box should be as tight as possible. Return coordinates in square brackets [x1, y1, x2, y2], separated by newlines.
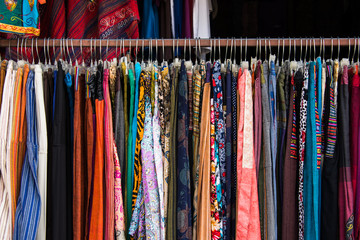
[193, 0, 212, 38]
[170, 0, 175, 38]
[34, 65, 48, 240]
[0, 61, 15, 240]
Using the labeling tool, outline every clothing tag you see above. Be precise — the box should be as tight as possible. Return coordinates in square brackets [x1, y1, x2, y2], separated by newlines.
[290, 61, 298, 73]
[269, 54, 276, 65]
[340, 58, 350, 71]
[185, 60, 193, 70]
[174, 58, 181, 67]
[251, 57, 257, 72]
[241, 61, 249, 69]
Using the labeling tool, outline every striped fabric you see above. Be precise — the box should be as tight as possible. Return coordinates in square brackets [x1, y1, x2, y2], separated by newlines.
[325, 65, 337, 158]
[98, 0, 140, 59]
[13, 71, 41, 240]
[10, 65, 25, 229]
[290, 74, 297, 161]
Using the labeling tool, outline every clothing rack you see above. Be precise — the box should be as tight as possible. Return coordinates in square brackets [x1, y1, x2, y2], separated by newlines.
[0, 38, 358, 47]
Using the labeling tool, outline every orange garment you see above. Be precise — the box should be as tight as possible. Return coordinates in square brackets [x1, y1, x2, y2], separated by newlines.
[236, 69, 261, 240]
[89, 99, 105, 239]
[73, 72, 86, 240]
[10, 64, 28, 228]
[196, 80, 211, 239]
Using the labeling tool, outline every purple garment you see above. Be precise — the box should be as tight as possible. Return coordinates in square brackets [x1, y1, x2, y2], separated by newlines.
[182, 0, 192, 37]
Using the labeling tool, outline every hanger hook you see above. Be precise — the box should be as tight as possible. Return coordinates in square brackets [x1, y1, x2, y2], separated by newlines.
[155, 39, 158, 62]
[259, 38, 262, 60]
[31, 38, 34, 64]
[213, 38, 216, 62]
[189, 38, 191, 61]
[268, 37, 272, 55]
[352, 38, 356, 64]
[300, 38, 303, 62]
[20, 38, 24, 60]
[230, 38, 233, 62]
[240, 38, 243, 63]
[358, 37, 360, 63]
[142, 39, 144, 63]
[135, 39, 138, 63]
[106, 39, 109, 61]
[293, 38, 296, 61]
[184, 38, 187, 60]
[35, 38, 39, 64]
[281, 38, 285, 64]
[348, 37, 351, 60]
[288, 37, 291, 61]
[245, 37, 247, 61]
[337, 37, 340, 60]
[256, 38, 258, 59]
[225, 38, 229, 61]
[233, 39, 236, 64]
[265, 38, 267, 60]
[47, 38, 51, 65]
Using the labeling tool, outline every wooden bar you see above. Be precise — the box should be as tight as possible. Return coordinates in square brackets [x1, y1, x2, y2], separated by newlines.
[0, 38, 358, 48]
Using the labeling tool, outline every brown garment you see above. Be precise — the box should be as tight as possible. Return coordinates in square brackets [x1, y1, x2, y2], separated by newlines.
[84, 97, 94, 240]
[0, 60, 7, 110]
[281, 75, 298, 239]
[73, 74, 86, 240]
[196, 80, 211, 240]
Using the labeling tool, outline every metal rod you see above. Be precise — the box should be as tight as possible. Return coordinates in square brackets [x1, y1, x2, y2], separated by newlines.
[0, 38, 358, 47]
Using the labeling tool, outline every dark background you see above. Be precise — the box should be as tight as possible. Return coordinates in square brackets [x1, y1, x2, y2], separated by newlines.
[210, 0, 359, 38]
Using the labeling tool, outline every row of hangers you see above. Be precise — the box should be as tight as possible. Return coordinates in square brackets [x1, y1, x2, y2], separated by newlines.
[6, 37, 360, 70]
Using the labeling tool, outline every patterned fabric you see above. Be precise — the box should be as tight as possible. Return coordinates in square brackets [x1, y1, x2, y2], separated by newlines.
[13, 71, 41, 239]
[129, 181, 145, 238]
[187, 68, 193, 131]
[177, 61, 192, 240]
[192, 66, 201, 240]
[10, 65, 27, 229]
[153, 72, 165, 240]
[212, 60, 226, 238]
[131, 71, 146, 213]
[159, 64, 171, 223]
[230, 70, 237, 232]
[114, 142, 126, 240]
[0, 0, 41, 35]
[141, 97, 161, 239]
[298, 64, 309, 240]
[224, 66, 232, 240]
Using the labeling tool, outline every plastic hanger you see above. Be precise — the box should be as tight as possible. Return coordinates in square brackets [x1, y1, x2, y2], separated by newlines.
[135, 39, 139, 64]
[241, 37, 248, 69]
[357, 37, 360, 64]
[290, 39, 298, 73]
[351, 38, 356, 65]
[36, 38, 40, 65]
[79, 39, 85, 67]
[331, 38, 334, 61]
[31, 38, 34, 64]
[251, 38, 258, 72]
[209, 39, 212, 63]
[304, 38, 308, 63]
[281, 38, 285, 65]
[240, 38, 242, 65]
[141, 39, 145, 68]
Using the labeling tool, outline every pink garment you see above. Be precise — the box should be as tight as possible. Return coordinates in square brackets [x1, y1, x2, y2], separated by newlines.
[236, 69, 261, 240]
[114, 142, 126, 239]
[103, 69, 115, 240]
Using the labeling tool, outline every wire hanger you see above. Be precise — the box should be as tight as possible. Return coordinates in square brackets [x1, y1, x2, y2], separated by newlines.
[36, 39, 39, 64]
[281, 38, 285, 65]
[304, 38, 308, 63]
[351, 38, 356, 65]
[337, 37, 340, 60]
[31, 38, 34, 64]
[300, 39, 303, 63]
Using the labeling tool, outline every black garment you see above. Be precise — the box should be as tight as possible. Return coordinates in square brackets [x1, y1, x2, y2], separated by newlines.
[47, 62, 72, 240]
[321, 63, 338, 240]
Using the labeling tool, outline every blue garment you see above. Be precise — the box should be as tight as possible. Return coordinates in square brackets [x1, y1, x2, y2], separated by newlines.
[176, 61, 192, 240]
[224, 66, 232, 239]
[141, 0, 159, 38]
[173, 0, 183, 38]
[268, 60, 278, 238]
[13, 71, 41, 240]
[304, 61, 320, 240]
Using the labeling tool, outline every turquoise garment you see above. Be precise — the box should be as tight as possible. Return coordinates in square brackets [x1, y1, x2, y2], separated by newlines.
[131, 63, 141, 184]
[127, 68, 135, 184]
[304, 62, 320, 240]
[0, 0, 40, 35]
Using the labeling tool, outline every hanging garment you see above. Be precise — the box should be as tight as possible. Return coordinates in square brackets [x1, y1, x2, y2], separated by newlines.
[230, 68, 237, 233]
[153, 69, 165, 239]
[114, 67, 125, 197]
[84, 70, 95, 240]
[114, 141, 126, 240]
[73, 68, 86, 240]
[259, 62, 275, 240]
[177, 60, 192, 240]
[0, 0, 43, 35]
[10, 63, 28, 229]
[196, 65, 211, 240]
[304, 61, 320, 240]
[321, 62, 338, 240]
[338, 65, 354, 240]
[13, 70, 41, 240]
[0, 61, 15, 240]
[104, 68, 115, 240]
[34, 64, 48, 240]
[159, 63, 171, 226]
[281, 69, 301, 240]
[141, 0, 159, 38]
[0, 60, 7, 110]
[235, 68, 261, 239]
[167, 63, 179, 240]
[47, 61, 71, 240]
[89, 64, 105, 240]
[268, 60, 278, 240]
[40, 0, 66, 39]
[253, 61, 262, 178]
[192, 0, 211, 38]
